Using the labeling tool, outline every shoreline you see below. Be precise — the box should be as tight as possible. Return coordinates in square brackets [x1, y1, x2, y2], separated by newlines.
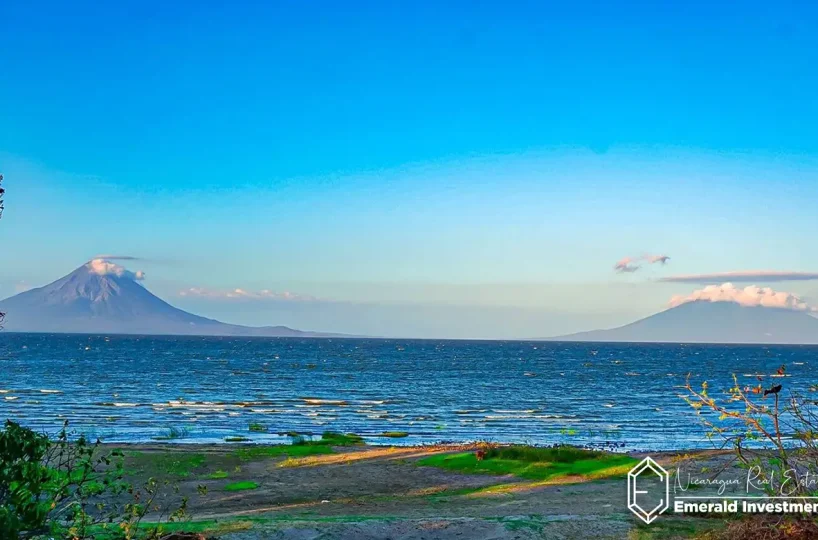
[100, 438, 716, 455]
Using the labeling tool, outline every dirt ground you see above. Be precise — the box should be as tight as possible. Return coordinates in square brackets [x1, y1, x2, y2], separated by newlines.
[110, 443, 734, 539]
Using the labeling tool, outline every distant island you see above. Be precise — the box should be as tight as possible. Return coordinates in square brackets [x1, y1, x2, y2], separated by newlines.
[0, 259, 347, 337]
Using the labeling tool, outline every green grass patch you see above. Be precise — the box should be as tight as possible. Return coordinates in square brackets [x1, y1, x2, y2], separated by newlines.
[89, 518, 261, 539]
[234, 444, 334, 461]
[313, 431, 365, 446]
[381, 431, 409, 438]
[206, 469, 229, 479]
[417, 445, 637, 482]
[224, 480, 259, 492]
[125, 452, 206, 478]
[422, 485, 492, 502]
[225, 436, 251, 442]
[486, 445, 606, 463]
[231, 431, 364, 461]
[248, 423, 267, 432]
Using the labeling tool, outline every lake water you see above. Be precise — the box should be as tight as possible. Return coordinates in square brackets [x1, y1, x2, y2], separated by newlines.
[1, 333, 814, 450]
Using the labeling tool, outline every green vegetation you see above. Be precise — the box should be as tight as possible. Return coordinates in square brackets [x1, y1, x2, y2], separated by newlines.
[206, 470, 229, 479]
[314, 431, 365, 446]
[224, 481, 259, 492]
[152, 425, 191, 440]
[88, 517, 261, 539]
[418, 445, 638, 481]
[248, 423, 267, 432]
[422, 485, 490, 501]
[126, 451, 206, 478]
[234, 444, 334, 461]
[1, 420, 188, 539]
[233, 431, 364, 461]
[381, 431, 409, 438]
[225, 436, 250, 442]
[684, 372, 818, 536]
[487, 444, 604, 463]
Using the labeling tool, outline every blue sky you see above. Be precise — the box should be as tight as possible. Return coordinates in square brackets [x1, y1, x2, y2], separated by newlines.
[1, 1, 818, 337]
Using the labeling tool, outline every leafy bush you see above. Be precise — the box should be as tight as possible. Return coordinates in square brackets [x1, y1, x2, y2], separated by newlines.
[684, 374, 818, 495]
[685, 372, 818, 536]
[0, 420, 53, 537]
[0, 420, 189, 539]
[315, 431, 364, 446]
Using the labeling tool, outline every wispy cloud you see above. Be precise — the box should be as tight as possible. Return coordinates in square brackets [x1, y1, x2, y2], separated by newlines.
[614, 257, 641, 273]
[660, 271, 818, 284]
[614, 254, 670, 273]
[645, 254, 670, 265]
[178, 287, 318, 302]
[93, 254, 141, 261]
[669, 282, 815, 312]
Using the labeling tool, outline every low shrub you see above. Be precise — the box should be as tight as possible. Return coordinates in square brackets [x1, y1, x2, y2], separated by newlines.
[485, 444, 604, 463]
[0, 420, 189, 539]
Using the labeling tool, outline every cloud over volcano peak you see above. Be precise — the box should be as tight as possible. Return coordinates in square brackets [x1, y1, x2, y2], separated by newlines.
[87, 258, 145, 281]
[669, 282, 815, 312]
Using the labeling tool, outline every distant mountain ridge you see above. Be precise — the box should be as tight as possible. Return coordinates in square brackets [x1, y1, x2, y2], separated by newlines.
[0, 261, 344, 337]
[548, 301, 818, 344]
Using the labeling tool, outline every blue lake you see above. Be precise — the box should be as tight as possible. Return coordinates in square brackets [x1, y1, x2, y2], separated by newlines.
[1, 333, 814, 450]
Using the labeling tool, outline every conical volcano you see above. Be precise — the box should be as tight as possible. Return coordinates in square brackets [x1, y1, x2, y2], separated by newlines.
[0, 259, 337, 337]
[548, 301, 818, 344]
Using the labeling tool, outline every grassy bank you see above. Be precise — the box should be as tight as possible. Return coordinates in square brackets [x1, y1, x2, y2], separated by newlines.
[418, 445, 638, 482]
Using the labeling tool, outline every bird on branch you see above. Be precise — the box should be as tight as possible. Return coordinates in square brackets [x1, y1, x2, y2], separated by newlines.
[764, 384, 783, 397]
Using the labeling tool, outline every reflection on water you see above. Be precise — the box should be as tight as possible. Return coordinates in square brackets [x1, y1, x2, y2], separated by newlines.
[0, 333, 814, 450]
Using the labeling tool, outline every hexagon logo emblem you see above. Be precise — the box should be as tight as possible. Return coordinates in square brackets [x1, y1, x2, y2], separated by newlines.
[627, 456, 670, 524]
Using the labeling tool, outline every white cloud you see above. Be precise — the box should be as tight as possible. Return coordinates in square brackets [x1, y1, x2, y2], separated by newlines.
[669, 282, 815, 312]
[179, 287, 317, 301]
[87, 258, 145, 281]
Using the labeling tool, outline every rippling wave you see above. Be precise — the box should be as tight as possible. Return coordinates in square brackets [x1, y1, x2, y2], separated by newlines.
[1, 334, 815, 450]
